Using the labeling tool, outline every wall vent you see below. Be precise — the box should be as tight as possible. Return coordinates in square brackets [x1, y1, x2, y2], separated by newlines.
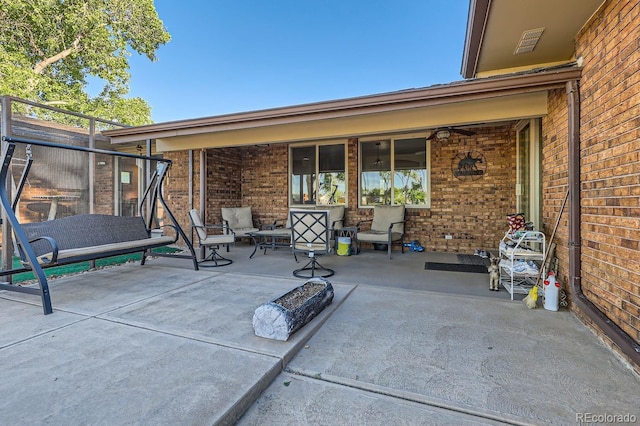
[514, 27, 545, 55]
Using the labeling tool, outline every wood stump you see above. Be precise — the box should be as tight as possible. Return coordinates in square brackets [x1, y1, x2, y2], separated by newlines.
[253, 277, 334, 341]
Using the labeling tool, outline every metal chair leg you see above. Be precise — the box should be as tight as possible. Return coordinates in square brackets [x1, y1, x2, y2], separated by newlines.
[198, 245, 232, 267]
[293, 257, 334, 279]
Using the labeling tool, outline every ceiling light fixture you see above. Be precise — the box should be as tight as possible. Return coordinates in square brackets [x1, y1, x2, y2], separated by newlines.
[373, 142, 382, 166]
[436, 129, 451, 140]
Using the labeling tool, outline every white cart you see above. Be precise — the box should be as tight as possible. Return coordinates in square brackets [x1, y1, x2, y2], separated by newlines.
[499, 230, 546, 300]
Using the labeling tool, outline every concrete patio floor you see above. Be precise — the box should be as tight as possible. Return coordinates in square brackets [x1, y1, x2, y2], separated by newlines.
[0, 245, 638, 425]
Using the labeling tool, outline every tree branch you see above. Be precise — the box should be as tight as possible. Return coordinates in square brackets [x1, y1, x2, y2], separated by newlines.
[33, 35, 82, 74]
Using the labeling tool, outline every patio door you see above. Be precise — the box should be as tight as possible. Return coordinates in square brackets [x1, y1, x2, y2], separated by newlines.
[516, 119, 542, 230]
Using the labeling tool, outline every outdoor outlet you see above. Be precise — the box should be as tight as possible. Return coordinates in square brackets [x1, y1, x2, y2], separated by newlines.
[445, 235, 453, 240]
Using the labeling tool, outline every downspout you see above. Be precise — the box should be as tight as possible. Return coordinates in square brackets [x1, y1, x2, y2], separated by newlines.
[566, 80, 640, 367]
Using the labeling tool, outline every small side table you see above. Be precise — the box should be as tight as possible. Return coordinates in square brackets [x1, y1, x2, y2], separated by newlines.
[336, 226, 358, 255]
[247, 229, 292, 258]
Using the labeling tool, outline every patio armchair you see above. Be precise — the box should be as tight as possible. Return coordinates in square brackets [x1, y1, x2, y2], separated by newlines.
[189, 209, 235, 267]
[355, 205, 406, 259]
[221, 207, 260, 240]
[290, 209, 334, 278]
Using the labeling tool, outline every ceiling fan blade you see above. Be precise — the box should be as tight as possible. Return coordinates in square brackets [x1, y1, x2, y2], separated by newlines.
[451, 128, 476, 136]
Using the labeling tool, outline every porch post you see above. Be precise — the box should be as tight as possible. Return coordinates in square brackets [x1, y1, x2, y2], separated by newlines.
[1, 97, 13, 275]
[199, 149, 206, 259]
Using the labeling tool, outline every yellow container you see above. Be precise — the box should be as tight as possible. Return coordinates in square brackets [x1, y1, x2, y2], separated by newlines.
[337, 237, 351, 256]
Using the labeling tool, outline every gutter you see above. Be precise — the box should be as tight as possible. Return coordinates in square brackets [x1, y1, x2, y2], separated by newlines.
[566, 80, 640, 367]
[103, 67, 581, 142]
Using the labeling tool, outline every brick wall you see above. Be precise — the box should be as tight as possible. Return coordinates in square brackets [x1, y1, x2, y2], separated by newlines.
[162, 150, 193, 240]
[239, 144, 289, 225]
[344, 128, 516, 252]
[541, 88, 570, 299]
[205, 148, 243, 224]
[168, 125, 516, 254]
[427, 126, 515, 252]
[573, 0, 640, 345]
[94, 154, 115, 215]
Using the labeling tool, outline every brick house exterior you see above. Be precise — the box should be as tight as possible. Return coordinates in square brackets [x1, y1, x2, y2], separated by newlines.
[163, 128, 516, 254]
[572, 0, 639, 365]
[104, 0, 639, 370]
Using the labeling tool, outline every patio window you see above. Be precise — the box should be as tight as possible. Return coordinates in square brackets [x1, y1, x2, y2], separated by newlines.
[290, 143, 346, 206]
[359, 137, 429, 207]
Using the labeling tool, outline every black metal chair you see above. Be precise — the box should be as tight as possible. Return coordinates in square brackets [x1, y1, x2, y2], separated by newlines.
[290, 209, 334, 278]
[189, 209, 235, 267]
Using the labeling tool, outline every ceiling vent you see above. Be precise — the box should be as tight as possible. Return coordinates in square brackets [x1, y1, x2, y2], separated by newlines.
[514, 27, 545, 55]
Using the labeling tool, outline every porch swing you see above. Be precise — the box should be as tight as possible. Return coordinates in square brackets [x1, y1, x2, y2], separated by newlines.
[0, 136, 199, 314]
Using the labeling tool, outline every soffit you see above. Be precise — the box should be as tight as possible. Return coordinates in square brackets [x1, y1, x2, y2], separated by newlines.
[155, 91, 548, 152]
[463, 0, 604, 78]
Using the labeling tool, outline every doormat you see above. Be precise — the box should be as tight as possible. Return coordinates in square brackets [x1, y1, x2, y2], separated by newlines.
[425, 262, 488, 273]
[456, 254, 491, 267]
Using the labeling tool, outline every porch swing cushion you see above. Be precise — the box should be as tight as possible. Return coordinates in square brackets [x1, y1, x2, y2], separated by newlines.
[19, 214, 177, 266]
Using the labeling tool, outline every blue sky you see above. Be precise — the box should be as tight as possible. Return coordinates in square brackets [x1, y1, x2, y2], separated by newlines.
[126, 0, 471, 123]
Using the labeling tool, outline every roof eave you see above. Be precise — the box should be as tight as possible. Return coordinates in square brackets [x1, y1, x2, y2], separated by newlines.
[104, 66, 581, 142]
[461, 0, 491, 79]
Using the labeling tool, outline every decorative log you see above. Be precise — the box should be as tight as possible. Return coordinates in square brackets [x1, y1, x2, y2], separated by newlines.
[253, 277, 334, 341]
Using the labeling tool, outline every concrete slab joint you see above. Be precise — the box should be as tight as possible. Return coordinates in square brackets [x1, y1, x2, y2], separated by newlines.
[253, 277, 334, 341]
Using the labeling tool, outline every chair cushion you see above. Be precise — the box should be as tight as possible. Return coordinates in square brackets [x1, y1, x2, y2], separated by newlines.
[285, 205, 344, 229]
[285, 206, 314, 229]
[290, 210, 332, 254]
[356, 230, 403, 243]
[189, 209, 209, 241]
[201, 234, 236, 246]
[325, 205, 344, 230]
[371, 205, 405, 234]
[221, 207, 254, 229]
[292, 240, 335, 252]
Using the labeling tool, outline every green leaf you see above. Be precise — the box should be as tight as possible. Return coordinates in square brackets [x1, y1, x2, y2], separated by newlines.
[0, 0, 171, 124]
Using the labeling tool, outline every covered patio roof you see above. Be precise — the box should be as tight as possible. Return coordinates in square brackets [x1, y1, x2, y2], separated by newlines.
[103, 66, 581, 151]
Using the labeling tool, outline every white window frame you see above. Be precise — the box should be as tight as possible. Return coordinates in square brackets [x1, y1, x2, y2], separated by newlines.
[516, 118, 542, 230]
[358, 133, 431, 209]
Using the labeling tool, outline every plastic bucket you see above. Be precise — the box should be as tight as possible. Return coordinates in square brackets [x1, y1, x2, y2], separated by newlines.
[337, 237, 351, 256]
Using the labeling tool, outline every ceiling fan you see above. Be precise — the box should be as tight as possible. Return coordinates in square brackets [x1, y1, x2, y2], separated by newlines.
[427, 127, 476, 140]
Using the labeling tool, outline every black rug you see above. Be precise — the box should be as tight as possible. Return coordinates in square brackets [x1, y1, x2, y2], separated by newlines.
[456, 254, 491, 267]
[425, 262, 488, 274]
